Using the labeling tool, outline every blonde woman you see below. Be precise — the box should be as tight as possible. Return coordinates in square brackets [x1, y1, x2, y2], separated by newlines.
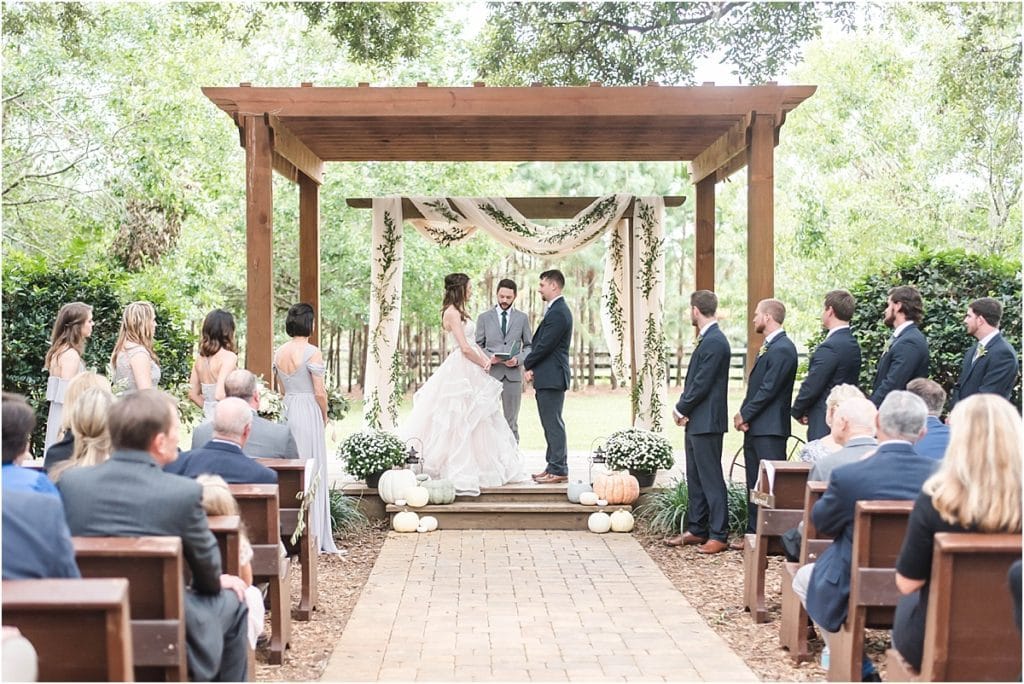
[110, 301, 161, 392]
[43, 372, 112, 472]
[43, 302, 94, 450]
[796, 383, 865, 464]
[188, 309, 238, 421]
[49, 386, 114, 482]
[892, 394, 1022, 670]
[196, 474, 265, 649]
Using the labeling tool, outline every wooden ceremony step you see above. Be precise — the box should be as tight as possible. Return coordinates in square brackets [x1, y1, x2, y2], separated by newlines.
[340, 481, 582, 519]
[384, 500, 632, 530]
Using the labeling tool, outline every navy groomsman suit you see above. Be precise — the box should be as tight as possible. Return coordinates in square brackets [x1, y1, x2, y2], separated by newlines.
[524, 296, 573, 477]
[675, 322, 731, 544]
[951, 331, 1019, 405]
[739, 330, 798, 532]
[870, 323, 929, 406]
[791, 327, 862, 440]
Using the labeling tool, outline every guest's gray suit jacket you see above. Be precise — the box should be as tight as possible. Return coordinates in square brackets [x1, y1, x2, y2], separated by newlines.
[192, 411, 299, 458]
[476, 307, 532, 383]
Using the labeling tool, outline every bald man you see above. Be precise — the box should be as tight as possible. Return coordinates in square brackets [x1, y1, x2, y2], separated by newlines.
[167, 397, 277, 484]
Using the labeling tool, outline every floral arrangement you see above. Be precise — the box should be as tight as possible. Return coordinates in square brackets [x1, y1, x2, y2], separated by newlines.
[256, 379, 284, 422]
[169, 382, 204, 428]
[326, 385, 350, 422]
[603, 428, 674, 474]
[338, 429, 406, 479]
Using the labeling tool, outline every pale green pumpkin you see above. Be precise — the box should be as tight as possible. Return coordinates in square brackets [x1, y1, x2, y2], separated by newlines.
[419, 478, 456, 505]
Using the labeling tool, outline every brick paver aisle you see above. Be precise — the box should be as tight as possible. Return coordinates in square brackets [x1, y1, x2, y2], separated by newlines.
[322, 530, 756, 682]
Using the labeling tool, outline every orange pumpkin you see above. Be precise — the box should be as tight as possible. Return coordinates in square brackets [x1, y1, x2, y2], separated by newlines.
[593, 472, 640, 505]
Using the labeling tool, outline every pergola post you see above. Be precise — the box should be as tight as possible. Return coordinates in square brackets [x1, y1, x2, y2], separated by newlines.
[746, 113, 776, 376]
[243, 114, 274, 382]
[694, 176, 716, 292]
[298, 173, 321, 346]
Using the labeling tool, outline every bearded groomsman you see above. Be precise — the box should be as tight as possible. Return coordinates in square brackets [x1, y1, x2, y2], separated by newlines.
[951, 297, 1019, 405]
[734, 299, 798, 539]
[476, 279, 533, 442]
[791, 290, 862, 440]
[870, 285, 929, 406]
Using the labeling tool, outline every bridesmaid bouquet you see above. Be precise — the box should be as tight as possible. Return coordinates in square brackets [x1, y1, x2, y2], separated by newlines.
[256, 379, 284, 421]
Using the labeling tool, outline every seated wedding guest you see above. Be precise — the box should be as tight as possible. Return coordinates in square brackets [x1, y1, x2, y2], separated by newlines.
[188, 309, 239, 422]
[167, 398, 277, 485]
[809, 397, 878, 483]
[796, 384, 864, 465]
[906, 378, 950, 460]
[110, 301, 161, 392]
[49, 386, 114, 482]
[43, 301, 93, 450]
[197, 474, 266, 649]
[57, 389, 249, 681]
[2, 489, 80, 580]
[191, 369, 299, 458]
[44, 372, 113, 471]
[2, 393, 59, 496]
[892, 394, 1021, 671]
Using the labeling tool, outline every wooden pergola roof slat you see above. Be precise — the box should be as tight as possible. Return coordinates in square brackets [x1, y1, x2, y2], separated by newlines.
[345, 196, 686, 220]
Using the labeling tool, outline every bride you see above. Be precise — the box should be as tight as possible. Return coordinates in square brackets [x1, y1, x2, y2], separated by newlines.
[400, 273, 527, 495]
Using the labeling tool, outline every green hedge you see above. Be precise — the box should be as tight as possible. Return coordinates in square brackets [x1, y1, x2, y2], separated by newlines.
[804, 249, 1022, 411]
[2, 253, 195, 455]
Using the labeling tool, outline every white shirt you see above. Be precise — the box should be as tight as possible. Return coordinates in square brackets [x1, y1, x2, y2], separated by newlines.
[978, 329, 1000, 348]
[893, 321, 914, 338]
[697, 320, 718, 338]
[825, 324, 850, 339]
[763, 328, 784, 345]
[544, 295, 564, 312]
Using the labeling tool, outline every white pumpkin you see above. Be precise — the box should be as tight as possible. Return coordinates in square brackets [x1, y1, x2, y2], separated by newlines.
[416, 523, 430, 533]
[379, 469, 417, 504]
[392, 510, 419, 533]
[419, 516, 439, 532]
[579, 491, 600, 506]
[610, 509, 635, 533]
[588, 511, 612, 534]
[405, 486, 430, 508]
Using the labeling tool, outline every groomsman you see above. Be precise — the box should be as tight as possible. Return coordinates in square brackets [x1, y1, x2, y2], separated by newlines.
[665, 290, 731, 555]
[476, 279, 533, 441]
[791, 290, 862, 440]
[951, 297, 1019, 405]
[870, 285, 929, 406]
[734, 299, 798, 538]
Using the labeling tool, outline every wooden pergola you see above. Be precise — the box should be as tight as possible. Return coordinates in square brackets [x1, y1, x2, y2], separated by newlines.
[202, 82, 816, 381]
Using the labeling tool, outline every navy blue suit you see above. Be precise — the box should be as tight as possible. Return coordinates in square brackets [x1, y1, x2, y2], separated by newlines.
[675, 323, 731, 542]
[2, 489, 80, 580]
[950, 332, 1019, 405]
[870, 323, 929, 406]
[806, 442, 937, 632]
[739, 331, 798, 532]
[166, 440, 278, 485]
[791, 327, 862, 440]
[524, 296, 573, 476]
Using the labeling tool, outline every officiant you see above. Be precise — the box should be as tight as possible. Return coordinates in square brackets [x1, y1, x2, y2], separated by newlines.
[476, 279, 533, 442]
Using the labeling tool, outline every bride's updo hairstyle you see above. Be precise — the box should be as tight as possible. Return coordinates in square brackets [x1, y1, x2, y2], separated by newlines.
[441, 273, 470, 321]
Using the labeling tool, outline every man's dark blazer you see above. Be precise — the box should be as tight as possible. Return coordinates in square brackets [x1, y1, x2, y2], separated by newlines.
[741, 331, 798, 436]
[58, 450, 248, 681]
[2, 488, 81, 580]
[675, 323, 731, 434]
[870, 323, 929, 406]
[806, 442, 936, 632]
[951, 332, 1019, 405]
[166, 440, 278, 484]
[792, 327, 862, 440]
[524, 297, 572, 390]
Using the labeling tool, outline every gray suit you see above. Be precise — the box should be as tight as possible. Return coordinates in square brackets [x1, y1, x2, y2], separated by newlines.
[58, 450, 249, 681]
[809, 436, 878, 483]
[476, 306, 532, 441]
[191, 411, 299, 459]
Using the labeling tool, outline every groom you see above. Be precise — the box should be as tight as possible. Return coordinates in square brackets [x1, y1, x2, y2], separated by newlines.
[524, 270, 573, 484]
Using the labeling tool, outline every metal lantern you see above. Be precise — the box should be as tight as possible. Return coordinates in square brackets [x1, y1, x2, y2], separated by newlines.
[404, 438, 423, 476]
[589, 440, 608, 486]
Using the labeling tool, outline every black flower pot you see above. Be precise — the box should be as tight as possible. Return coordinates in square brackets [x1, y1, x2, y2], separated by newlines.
[365, 471, 385, 488]
[629, 469, 656, 488]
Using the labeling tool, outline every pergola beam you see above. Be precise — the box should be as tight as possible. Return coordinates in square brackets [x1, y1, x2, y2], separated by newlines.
[345, 196, 685, 220]
[268, 115, 324, 185]
[689, 113, 752, 185]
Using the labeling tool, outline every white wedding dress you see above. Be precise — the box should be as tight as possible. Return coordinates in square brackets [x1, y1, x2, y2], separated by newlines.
[400, 319, 527, 495]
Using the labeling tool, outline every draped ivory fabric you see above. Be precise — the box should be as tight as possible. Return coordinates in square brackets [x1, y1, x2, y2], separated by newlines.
[366, 195, 667, 432]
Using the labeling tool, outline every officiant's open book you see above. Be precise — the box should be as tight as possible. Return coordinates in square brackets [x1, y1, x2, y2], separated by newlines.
[494, 340, 522, 361]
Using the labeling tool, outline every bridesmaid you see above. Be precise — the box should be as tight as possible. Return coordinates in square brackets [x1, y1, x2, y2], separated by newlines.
[43, 302, 93, 451]
[273, 303, 339, 554]
[188, 309, 238, 421]
[110, 301, 161, 393]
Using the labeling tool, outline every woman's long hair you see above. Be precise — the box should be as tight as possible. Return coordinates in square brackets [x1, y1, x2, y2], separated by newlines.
[44, 302, 92, 372]
[441, 273, 470, 322]
[59, 372, 112, 432]
[51, 386, 114, 482]
[199, 309, 236, 357]
[923, 394, 1022, 532]
[110, 301, 158, 368]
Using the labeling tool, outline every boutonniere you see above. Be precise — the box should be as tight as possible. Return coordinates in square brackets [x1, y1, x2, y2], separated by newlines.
[977, 344, 988, 359]
[882, 336, 894, 354]
[757, 342, 768, 357]
[694, 336, 703, 348]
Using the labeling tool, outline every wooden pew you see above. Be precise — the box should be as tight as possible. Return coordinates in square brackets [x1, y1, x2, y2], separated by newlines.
[2, 578, 135, 682]
[229, 483, 293, 664]
[256, 458, 318, 620]
[886, 532, 1023, 682]
[72, 536, 187, 682]
[779, 480, 831, 661]
[742, 461, 812, 622]
[208, 514, 242, 576]
[828, 500, 914, 682]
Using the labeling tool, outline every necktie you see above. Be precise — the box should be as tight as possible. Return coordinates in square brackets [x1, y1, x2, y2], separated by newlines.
[501, 310, 507, 335]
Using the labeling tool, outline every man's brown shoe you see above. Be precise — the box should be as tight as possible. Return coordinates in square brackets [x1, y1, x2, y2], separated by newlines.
[696, 539, 729, 554]
[535, 473, 568, 484]
[664, 532, 707, 547]
[532, 469, 549, 480]
[729, 539, 746, 551]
